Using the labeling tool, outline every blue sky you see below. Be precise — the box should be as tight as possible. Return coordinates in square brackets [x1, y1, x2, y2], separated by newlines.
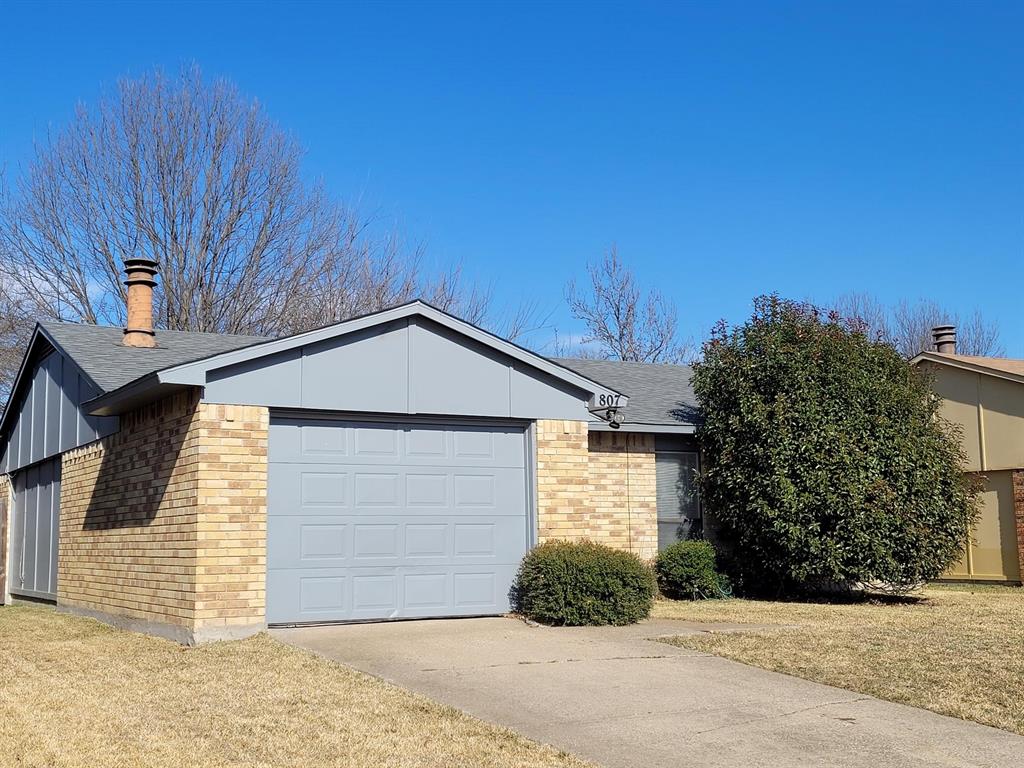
[2, 0, 1022, 354]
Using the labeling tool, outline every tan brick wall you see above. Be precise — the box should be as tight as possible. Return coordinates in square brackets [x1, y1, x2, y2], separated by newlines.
[193, 403, 268, 635]
[535, 420, 658, 560]
[58, 391, 268, 641]
[535, 420, 590, 542]
[587, 431, 657, 560]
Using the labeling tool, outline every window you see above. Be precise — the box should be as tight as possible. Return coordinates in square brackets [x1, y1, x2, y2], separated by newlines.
[655, 451, 700, 550]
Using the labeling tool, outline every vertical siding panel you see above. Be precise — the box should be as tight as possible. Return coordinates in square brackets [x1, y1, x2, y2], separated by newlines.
[30, 361, 47, 466]
[60, 365, 78, 453]
[50, 464, 61, 594]
[17, 380, 31, 466]
[23, 466, 38, 591]
[43, 353, 60, 456]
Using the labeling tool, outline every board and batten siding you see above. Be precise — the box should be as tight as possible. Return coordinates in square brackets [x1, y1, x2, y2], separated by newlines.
[924, 361, 1024, 583]
[201, 317, 593, 421]
[2, 349, 117, 474]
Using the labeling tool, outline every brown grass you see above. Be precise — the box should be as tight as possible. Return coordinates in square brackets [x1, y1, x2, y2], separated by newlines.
[0, 605, 591, 768]
[653, 583, 1024, 734]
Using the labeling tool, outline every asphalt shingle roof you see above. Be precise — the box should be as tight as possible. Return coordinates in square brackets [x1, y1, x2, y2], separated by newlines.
[553, 357, 699, 427]
[39, 322, 269, 393]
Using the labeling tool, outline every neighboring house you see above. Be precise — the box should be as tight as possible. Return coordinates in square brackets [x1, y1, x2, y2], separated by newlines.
[0, 259, 699, 643]
[913, 326, 1024, 584]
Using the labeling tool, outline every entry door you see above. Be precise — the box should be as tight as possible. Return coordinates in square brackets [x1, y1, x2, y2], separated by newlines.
[9, 457, 61, 600]
[266, 418, 529, 624]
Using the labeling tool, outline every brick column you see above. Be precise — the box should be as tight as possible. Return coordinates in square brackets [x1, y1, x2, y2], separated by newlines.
[193, 403, 269, 642]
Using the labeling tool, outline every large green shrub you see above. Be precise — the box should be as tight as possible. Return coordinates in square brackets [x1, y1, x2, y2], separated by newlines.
[693, 295, 980, 596]
[655, 540, 725, 599]
[512, 540, 655, 625]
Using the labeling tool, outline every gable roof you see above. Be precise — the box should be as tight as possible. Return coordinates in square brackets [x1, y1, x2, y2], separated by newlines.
[553, 358, 699, 432]
[33, 301, 624, 418]
[912, 351, 1024, 386]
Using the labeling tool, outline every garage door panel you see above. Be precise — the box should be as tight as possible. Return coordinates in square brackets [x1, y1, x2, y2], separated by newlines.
[270, 419, 526, 468]
[267, 564, 519, 623]
[267, 418, 529, 623]
[269, 513, 526, 570]
[271, 464, 525, 516]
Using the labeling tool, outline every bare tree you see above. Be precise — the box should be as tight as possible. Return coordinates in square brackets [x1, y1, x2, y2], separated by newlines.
[0, 65, 489, 343]
[832, 292, 892, 342]
[564, 247, 691, 363]
[891, 299, 1003, 358]
[832, 292, 1004, 358]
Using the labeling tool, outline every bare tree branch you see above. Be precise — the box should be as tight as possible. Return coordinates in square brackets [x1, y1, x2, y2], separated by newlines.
[0, 66, 519, 396]
[832, 292, 1004, 358]
[564, 246, 691, 363]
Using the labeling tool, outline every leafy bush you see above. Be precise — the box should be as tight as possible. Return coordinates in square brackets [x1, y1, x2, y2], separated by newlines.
[693, 295, 980, 596]
[655, 540, 725, 599]
[512, 540, 655, 625]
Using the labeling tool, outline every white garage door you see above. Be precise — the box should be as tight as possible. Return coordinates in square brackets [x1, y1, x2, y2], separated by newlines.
[266, 417, 530, 624]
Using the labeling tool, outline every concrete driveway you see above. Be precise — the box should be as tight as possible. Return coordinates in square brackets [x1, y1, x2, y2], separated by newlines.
[273, 617, 1022, 768]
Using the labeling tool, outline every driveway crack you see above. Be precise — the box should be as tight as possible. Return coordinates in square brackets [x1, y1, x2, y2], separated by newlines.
[419, 654, 674, 672]
[684, 696, 875, 736]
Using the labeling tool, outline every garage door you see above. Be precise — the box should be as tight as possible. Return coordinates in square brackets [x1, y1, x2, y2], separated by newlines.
[267, 417, 530, 624]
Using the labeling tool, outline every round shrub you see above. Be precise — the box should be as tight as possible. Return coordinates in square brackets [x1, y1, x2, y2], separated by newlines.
[512, 540, 655, 626]
[655, 540, 724, 599]
[693, 295, 980, 596]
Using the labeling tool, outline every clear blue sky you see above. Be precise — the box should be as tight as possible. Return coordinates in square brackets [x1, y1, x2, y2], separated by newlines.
[2, 0, 1021, 355]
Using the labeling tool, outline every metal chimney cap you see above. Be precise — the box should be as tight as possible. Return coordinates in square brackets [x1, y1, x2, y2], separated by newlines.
[931, 325, 957, 355]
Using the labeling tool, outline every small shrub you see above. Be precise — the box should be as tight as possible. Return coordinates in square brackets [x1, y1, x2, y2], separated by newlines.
[655, 540, 725, 599]
[512, 540, 655, 626]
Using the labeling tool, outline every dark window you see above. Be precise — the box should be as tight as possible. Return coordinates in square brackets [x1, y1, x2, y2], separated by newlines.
[655, 451, 700, 550]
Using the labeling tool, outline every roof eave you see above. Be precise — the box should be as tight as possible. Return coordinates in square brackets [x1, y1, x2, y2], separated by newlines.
[912, 351, 1024, 386]
[588, 421, 697, 434]
[85, 374, 191, 417]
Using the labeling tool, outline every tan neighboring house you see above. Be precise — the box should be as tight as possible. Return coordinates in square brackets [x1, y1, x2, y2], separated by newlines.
[0, 259, 699, 643]
[913, 326, 1024, 584]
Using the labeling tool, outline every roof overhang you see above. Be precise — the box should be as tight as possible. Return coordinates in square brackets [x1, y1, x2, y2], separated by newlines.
[87, 301, 628, 417]
[911, 351, 1024, 386]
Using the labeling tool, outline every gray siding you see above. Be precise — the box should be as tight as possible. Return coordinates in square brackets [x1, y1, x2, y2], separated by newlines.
[204, 317, 591, 421]
[2, 351, 117, 473]
[9, 456, 61, 600]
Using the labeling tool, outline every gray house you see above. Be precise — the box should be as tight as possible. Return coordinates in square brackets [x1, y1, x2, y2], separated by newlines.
[0, 260, 699, 643]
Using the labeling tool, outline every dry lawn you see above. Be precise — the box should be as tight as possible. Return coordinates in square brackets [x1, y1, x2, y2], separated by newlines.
[0, 605, 590, 768]
[654, 583, 1024, 734]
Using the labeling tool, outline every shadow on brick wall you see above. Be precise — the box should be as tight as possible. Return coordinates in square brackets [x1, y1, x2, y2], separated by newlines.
[81, 393, 195, 530]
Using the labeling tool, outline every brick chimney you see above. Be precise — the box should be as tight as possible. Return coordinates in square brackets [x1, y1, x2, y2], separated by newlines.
[931, 325, 956, 355]
[123, 257, 159, 348]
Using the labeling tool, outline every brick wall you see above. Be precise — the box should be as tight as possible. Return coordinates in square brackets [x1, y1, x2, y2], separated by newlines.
[59, 390, 204, 631]
[588, 431, 658, 560]
[535, 420, 658, 560]
[535, 420, 590, 542]
[58, 391, 269, 643]
[1015, 469, 1024, 582]
[193, 403, 268, 638]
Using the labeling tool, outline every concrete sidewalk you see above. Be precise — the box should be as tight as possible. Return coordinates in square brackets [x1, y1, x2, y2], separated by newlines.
[273, 617, 1022, 768]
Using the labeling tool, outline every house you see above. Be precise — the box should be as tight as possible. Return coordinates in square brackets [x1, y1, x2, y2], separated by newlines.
[0, 259, 699, 643]
[912, 326, 1024, 584]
